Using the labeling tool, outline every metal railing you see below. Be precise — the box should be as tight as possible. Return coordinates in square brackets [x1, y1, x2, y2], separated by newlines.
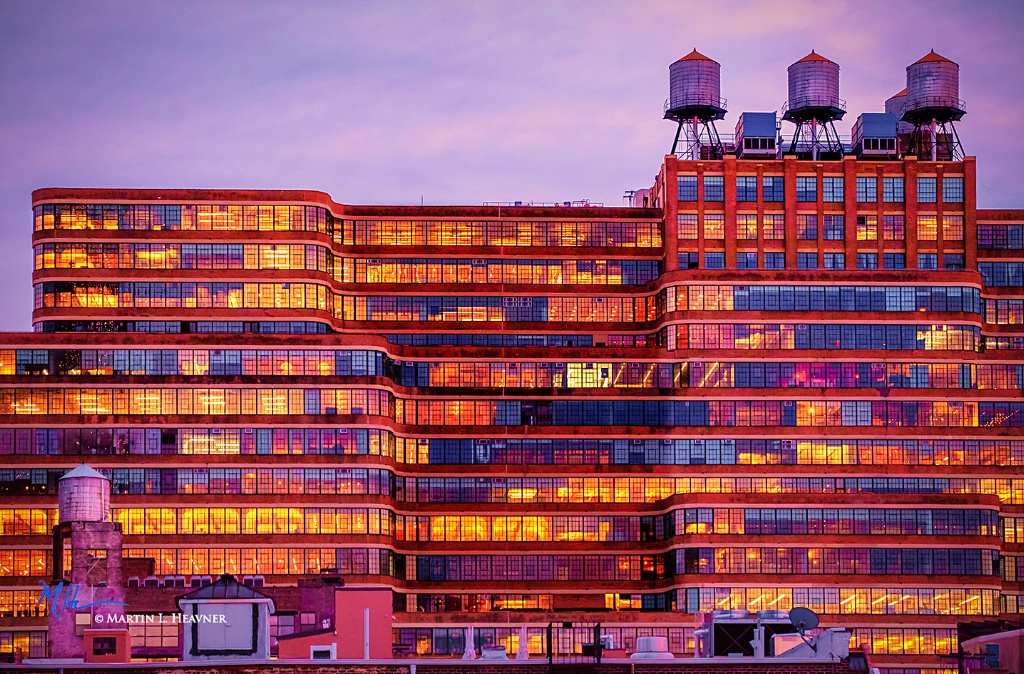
[664, 96, 728, 113]
[781, 98, 847, 116]
[482, 200, 604, 208]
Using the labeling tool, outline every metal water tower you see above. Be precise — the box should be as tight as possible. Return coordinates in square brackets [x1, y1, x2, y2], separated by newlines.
[884, 89, 915, 156]
[900, 50, 965, 161]
[664, 49, 727, 159]
[782, 51, 846, 158]
[58, 463, 110, 523]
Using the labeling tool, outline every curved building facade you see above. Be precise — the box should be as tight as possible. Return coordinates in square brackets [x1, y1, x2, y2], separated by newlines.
[1, 153, 1023, 672]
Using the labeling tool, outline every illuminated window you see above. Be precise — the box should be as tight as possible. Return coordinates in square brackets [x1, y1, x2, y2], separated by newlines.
[762, 214, 785, 240]
[703, 214, 724, 240]
[737, 214, 757, 240]
[943, 215, 964, 241]
[917, 216, 938, 241]
[856, 215, 878, 241]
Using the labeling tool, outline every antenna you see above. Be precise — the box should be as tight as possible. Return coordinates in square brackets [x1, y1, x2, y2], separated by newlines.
[789, 607, 819, 635]
[789, 607, 820, 653]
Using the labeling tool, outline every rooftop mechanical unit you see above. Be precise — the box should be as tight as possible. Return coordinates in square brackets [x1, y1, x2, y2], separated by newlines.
[694, 610, 798, 658]
[735, 112, 778, 158]
[852, 113, 898, 159]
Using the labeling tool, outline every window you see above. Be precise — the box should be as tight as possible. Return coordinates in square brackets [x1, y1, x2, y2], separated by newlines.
[883, 177, 904, 202]
[704, 176, 725, 202]
[978, 224, 1024, 250]
[93, 637, 117, 656]
[796, 177, 817, 202]
[129, 615, 179, 648]
[857, 253, 878, 270]
[884, 253, 905, 270]
[943, 216, 964, 242]
[823, 177, 844, 203]
[824, 253, 846, 270]
[918, 177, 937, 203]
[737, 214, 758, 240]
[762, 214, 785, 240]
[704, 214, 724, 240]
[856, 215, 878, 241]
[856, 177, 877, 203]
[797, 214, 817, 240]
[918, 253, 938, 270]
[678, 176, 698, 202]
[917, 216, 938, 241]
[797, 253, 818, 270]
[678, 214, 698, 240]
[764, 253, 785, 270]
[736, 252, 758, 270]
[943, 177, 964, 203]
[705, 252, 725, 270]
[679, 252, 699, 270]
[883, 215, 905, 241]
[944, 253, 965, 271]
[736, 176, 757, 202]
[824, 215, 845, 240]
[763, 176, 784, 202]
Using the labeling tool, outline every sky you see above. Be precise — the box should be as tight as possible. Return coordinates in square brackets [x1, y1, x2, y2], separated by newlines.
[0, 0, 1022, 330]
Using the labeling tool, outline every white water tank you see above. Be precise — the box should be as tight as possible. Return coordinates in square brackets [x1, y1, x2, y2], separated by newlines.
[58, 464, 110, 523]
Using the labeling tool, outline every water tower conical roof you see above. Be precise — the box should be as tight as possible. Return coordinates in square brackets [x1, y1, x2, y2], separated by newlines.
[60, 464, 108, 481]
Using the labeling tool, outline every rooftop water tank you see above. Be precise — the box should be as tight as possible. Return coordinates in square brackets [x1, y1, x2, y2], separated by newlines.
[59, 464, 110, 523]
[667, 49, 725, 119]
[785, 51, 843, 119]
[885, 89, 915, 134]
[904, 50, 963, 118]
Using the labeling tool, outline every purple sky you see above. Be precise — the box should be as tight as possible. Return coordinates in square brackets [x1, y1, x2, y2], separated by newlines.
[1, 0, 1022, 331]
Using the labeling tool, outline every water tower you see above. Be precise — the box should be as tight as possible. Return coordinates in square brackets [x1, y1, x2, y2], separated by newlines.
[884, 89, 915, 155]
[900, 50, 965, 161]
[664, 49, 727, 160]
[59, 464, 111, 523]
[50, 464, 128, 661]
[782, 51, 846, 159]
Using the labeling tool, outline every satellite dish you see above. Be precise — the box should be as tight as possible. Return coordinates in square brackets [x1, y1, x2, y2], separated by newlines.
[790, 607, 819, 635]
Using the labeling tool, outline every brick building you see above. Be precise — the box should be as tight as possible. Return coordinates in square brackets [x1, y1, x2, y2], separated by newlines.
[0, 50, 1022, 673]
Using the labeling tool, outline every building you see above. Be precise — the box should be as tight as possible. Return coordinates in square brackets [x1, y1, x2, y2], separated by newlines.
[1, 50, 1023, 673]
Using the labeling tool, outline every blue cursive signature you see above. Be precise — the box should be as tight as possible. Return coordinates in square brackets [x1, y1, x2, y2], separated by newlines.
[37, 581, 127, 618]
